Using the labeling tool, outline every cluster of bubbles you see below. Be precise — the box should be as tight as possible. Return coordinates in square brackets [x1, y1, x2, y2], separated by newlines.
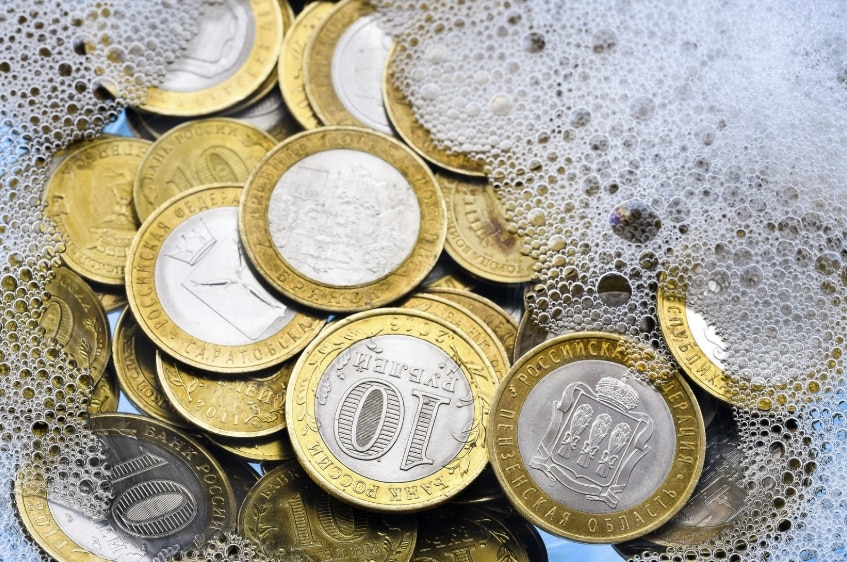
[376, 0, 847, 559]
[161, 531, 290, 562]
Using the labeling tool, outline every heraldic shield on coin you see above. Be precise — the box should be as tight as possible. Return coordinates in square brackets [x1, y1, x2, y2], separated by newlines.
[488, 332, 705, 543]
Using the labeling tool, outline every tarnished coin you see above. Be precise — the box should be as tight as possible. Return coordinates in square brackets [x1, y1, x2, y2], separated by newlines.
[132, 118, 278, 222]
[40, 267, 111, 383]
[436, 171, 536, 283]
[488, 332, 706, 543]
[112, 308, 189, 426]
[239, 461, 418, 561]
[286, 308, 496, 512]
[304, 0, 394, 134]
[240, 127, 446, 312]
[384, 46, 487, 176]
[515, 302, 556, 363]
[450, 466, 506, 505]
[43, 137, 150, 285]
[15, 413, 237, 562]
[94, 287, 128, 313]
[156, 350, 291, 438]
[280, 1, 336, 129]
[126, 184, 326, 373]
[209, 430, 296, 463]
[140, 0, 284, 116]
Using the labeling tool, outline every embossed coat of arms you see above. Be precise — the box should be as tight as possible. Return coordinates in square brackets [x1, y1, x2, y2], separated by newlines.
[530, 376, 654, 508]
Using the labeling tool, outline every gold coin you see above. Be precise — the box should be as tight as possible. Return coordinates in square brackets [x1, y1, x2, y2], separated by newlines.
[488, 332, 705, 543]
[157, 350, 291, 438]
[43, 137, 150, 285]
[86, 365, 119, 414]
[93, 286, 128, 313]
[140, 0, 284, 116]
[401, 292, 509, 383]
[126, 184, 326, 373]
[112, 307, 189, 426]
[15, 413, 237, 562]
[40, 267, 111, 384]
[279, 1, 336, 129]
[239, 461, 418, 561]
[240, 127, 446, 312]
[384, 46, 487, 176]
[286, 308, 496, 512]
[132, 118, 278, 222]
[427, 287, 519, 361]
[437, 171, 535, 283]
[304, 0, 394, 134]
[210, 430, 296, 463]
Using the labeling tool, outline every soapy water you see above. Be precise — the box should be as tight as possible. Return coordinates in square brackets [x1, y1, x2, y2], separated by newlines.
[0, 0, 846, 560]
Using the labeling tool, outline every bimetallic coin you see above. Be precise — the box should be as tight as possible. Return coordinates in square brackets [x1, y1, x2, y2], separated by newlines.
[304, 0, 393, 134]
[40, 267, 111, 384]
[126, 184, 326, 373]
[15, 414, 237, 562]
[240, 127, 446, 312]
[157, 350, 291, 438]
[141, 0, 284, 116]
[488, 332, 706, 543]
[44, 137, 150, 285]
[239, 461, 418, 561]
[112, 308, 188, 426]
[280, 1, 336, 129]
[437, 171, 536, 283]
[286, 309, 497, 512]
[132, 118, 278, 222]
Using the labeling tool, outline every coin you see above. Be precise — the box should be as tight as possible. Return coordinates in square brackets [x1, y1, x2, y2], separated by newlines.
[86, 366, 119, 414]
[437, 171, 536, 283]
[93, 286, 128, 313]
[304, 0, 394, 134]
[240, 126, 446, 312]
[280, 1, 336, 129]
[383, 46, 487, 176]
[514, 301, 556, 363]
[40, 267, 111, 384]
[43, 137, 150, 285]
[239, 461, 418, 561]
[140, 0, 284, 116]
[132, 118, 278, 222]
[15, 413, 237, 562]
[209, 430, 296, 463]
[157, 350, 291, 438]
[450, 465, 506, 505]
[126, 184, 326, 373]
[488, 332, 706, 543]
[286, 308, 497, 512]
[112, 308, 189, 426]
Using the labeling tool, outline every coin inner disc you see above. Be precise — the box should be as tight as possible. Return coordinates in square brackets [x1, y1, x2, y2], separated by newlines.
[517, 360, 675, 513]
[156, 206, 295, 346]
[267, 148, 421, 286]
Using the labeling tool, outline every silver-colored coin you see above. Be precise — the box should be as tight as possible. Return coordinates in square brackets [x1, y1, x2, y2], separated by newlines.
[330, 13, 393, 134]
[267, 148, 421, 286]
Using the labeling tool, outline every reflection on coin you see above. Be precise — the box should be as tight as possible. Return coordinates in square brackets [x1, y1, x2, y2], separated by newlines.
[209, 430, 295, 463]
[240, 127, 446, 312]
[44, 137, 150, 285]
[40, 267, 111, 384]
[304, 0, 394, 133]
[287, 309, 497, 512]
[132, 118, 278, 222]
[141, 0, 284, 116]
[15, 414, 237, 562]
[488, 332, 705, 543]
[157, 350, 291, 438]
[126, 184, 325, 373]
[239, 461, 418, 561]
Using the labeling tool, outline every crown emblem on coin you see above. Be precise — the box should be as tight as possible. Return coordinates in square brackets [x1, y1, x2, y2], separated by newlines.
[595, 376, 639, 410]
[169, 220, 216, 265]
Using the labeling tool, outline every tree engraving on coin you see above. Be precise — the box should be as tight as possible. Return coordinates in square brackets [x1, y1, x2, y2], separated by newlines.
[267, 149, 420, 286]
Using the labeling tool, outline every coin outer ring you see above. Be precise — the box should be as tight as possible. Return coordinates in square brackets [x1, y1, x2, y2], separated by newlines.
[488, 331, 706, 543]
[14, 413, 237, 562]
[239, 126, 447, 312]
[126, 184, 325, 373]
[285, 308, 496, 512]
[141, 0, 283, 117]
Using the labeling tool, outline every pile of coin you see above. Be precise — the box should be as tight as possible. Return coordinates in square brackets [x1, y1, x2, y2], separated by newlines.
[13, 1, 753, 560]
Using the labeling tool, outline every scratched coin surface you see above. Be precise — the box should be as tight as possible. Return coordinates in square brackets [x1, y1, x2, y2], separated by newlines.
[126, 184, 325, 373]
[239, 461, 418, 561]
[488, 332, 705, 543]
[286, 308, 496, 512]
[15, 414, 237, 562]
